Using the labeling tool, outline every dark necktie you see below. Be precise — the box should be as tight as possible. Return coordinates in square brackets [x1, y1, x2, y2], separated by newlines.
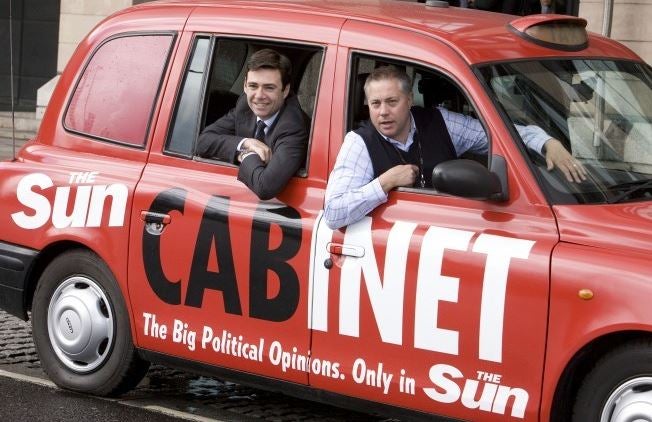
[254, 120, 266, 142]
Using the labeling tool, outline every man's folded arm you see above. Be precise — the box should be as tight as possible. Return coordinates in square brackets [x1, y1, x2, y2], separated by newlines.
[196, 109, 242, 162]
[237, 127, 307, 200]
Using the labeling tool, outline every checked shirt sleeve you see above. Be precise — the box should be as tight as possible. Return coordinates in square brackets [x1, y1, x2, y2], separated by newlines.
[324, 131, 387, 230]
[439, 107, 550, 156]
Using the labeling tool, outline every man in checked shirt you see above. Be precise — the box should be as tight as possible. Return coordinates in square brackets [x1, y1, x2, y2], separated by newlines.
[323, 65, 585, 230]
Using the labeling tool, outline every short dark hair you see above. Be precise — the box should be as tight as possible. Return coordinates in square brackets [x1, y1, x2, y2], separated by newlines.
[364, 65, 413, 96]
[246, 48, 292, 88]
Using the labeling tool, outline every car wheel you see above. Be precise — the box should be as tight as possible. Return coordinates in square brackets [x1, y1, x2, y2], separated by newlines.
[573, 339, 652, 422]
[32, 249, 149, 396]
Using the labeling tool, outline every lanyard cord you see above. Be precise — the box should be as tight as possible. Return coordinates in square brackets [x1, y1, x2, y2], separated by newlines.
[415, 134, 426, 188]
[390, 135, 426, 188]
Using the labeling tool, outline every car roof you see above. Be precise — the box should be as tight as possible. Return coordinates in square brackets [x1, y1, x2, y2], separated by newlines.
[129, 0, 641, 64]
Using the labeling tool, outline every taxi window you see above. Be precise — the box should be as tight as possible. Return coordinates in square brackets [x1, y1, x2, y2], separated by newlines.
[347, 54, 488, 180]
[166, 37, 323, 176]
[64, 34, 173, 147]
[480, 59, 652, 205]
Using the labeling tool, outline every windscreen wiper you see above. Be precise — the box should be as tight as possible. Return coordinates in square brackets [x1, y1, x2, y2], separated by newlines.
[606, 178, 652, 204]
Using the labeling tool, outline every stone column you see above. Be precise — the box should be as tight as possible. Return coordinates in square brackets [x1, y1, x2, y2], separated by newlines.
[580, 0, 652, 64]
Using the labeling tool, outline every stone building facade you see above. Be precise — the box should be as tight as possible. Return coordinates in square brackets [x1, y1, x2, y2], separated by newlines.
[580, 0, 652, 63]
[3, 0, 651, 117]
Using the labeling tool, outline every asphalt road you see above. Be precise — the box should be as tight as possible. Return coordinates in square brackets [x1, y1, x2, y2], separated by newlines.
[0, 373, 185, 422]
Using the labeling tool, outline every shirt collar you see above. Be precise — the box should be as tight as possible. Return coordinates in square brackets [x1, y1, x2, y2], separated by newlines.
[257, 110, 280, 129]
[379, 112, 416, 152]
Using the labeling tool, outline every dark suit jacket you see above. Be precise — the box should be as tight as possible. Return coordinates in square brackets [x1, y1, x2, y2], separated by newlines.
[196, 94, 308, 200]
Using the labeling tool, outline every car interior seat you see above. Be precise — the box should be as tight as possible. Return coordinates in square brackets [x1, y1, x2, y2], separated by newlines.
[352, 72, 370, 129]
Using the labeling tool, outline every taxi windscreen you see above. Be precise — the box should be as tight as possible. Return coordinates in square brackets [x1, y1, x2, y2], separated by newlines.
[479, 59, 652, 205]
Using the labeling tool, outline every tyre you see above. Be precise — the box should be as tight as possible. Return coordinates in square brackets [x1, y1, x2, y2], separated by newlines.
[32, 249, 149, 396]
[573, 339, 652, 422]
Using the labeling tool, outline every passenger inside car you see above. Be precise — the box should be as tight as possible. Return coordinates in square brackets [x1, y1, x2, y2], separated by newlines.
[325, 62, 585, 229]
[195, 48, 309, 200]
[164, 38, 323, 192]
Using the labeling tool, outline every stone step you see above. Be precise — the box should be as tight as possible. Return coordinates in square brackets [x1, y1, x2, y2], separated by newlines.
[0, 128, 36, 145]
[0, 127, 36, 141]
[0, 137, 30, 161]
[0, 111, 41, 132]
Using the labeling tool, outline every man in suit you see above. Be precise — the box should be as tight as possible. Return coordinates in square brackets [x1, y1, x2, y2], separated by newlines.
[197, 49, 308, 200]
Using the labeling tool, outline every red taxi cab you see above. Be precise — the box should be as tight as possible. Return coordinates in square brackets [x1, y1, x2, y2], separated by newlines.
[1, 1, 652, 420]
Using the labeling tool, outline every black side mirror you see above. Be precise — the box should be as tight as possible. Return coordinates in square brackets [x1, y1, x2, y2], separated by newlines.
[432, 158, 507, 201]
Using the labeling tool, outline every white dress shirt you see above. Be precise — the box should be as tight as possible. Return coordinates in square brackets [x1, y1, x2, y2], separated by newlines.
[237, 111, 280, 161]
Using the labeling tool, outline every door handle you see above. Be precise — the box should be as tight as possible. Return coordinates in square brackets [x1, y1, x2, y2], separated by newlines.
[141, 211, 171, 235]
[326, 242, 365, 258]
[141, 211, 171, 224]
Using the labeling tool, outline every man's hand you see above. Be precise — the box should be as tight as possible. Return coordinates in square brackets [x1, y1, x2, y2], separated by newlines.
[378, 164, 418, 193]
[544, 138, 587, 183]
[241, 138, 271, 163]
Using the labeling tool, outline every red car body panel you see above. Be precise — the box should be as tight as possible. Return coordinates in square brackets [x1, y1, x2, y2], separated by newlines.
[1, 1, 651, 421]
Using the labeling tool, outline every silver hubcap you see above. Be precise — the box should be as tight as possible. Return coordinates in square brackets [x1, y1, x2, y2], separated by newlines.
[47, 276, 113, 373]
[602, 377, 652, 422]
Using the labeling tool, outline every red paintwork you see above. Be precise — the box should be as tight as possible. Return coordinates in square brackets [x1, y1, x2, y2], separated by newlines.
[1, 1, 650, 421]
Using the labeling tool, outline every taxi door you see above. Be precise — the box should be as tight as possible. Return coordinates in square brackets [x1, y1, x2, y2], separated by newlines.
[308, 22, 558, 421]
[127, 11, 341, 384]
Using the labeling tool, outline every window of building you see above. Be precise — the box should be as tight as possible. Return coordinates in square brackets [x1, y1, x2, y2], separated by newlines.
[64, 34, 173, 146]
